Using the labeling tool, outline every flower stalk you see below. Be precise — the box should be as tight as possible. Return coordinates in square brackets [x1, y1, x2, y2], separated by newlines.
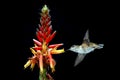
[24, 4, 64, 80]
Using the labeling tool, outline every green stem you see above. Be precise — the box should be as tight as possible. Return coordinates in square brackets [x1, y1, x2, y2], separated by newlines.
[39, 68, 48, 80]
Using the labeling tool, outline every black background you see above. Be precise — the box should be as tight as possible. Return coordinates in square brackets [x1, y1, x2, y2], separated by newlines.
[4, 0, 115, 80]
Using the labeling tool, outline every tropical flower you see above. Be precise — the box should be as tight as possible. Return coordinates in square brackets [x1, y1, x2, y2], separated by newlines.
[24, 4, 64, 80]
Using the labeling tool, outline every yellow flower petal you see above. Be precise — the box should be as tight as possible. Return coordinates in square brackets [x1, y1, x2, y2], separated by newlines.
[51, 67, 55, 72]
[51, 59, 56, 72]
[51, 48, 65, 54]
[30, 48, 36, 55]
[24, 60, 31, 69]
[30, 63, 35, 71]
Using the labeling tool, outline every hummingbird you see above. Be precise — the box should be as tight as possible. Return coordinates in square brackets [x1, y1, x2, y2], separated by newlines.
[69, 29, 104, 67]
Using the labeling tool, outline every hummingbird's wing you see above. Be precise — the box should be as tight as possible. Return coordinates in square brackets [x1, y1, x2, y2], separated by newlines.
[74, 54, 86, 67]
[72, 45, 95, 66]
[69, 45, 93, 67]
[83, 29, 90, 43]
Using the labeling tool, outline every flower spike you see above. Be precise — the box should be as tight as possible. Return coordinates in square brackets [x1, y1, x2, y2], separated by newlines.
[24, 4, 64, 80]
